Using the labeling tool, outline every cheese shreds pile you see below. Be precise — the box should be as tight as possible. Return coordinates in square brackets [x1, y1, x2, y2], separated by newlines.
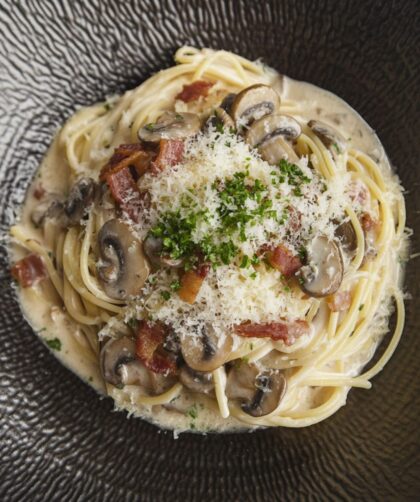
[126, 129, 351, 343]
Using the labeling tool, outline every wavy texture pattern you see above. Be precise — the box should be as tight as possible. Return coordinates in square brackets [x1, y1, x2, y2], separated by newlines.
[0, 0, 419, 500]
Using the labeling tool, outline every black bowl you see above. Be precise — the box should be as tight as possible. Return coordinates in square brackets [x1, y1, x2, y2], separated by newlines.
[1, 1, 419, 500]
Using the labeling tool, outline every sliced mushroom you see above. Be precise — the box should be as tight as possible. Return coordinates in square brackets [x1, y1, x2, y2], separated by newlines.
[231, 84, 280, 128]
[335, 219, 357, 253]
[226, 362, 287, 417]
[179, 365, 214, 394]
[245, 114, 301, 164]
[97, 219, 150, 299]
[100, 336, 172, 393]
[220, 93, 236, 113]
[138, 112, 201, 143]
[31, 196, 65, 228]
[100, 336, 136, 386]
[64, 177, 98, 225]
[259, 135, 299, 164]
[143, 234, 184, 269]
[298, 235, 344, 297]
[180, 325, 233, 372]
[205, 107, 235, 131]
[246, 114, 301, 147]
[308, 120, 347, 153]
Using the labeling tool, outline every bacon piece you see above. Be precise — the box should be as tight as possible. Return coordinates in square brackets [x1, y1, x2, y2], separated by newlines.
[178, 264, 210, 304]
[234, 320, 310, 345]
[150, 139, 184, 174]
[266, 244, 302, 277]
[33, 184, 45, 200]
[104, 167, 144, 222]
[11, 254, 47, 288]
[176, 80, 214, 102]
[327, 291, 352, 312]
[360, 212, 379, 232]
[100, 143, 156, 181]
[135, 321, 177, 375]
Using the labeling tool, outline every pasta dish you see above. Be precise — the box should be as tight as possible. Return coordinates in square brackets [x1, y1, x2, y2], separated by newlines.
[10, 47, 408, 432]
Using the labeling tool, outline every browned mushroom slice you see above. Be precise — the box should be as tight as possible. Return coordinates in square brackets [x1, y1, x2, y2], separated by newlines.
[143, 235, 184, 269]
[179, 366, 214, 394]
[231, 84, 280, 128]
[97, 219, 150, 300]
[100, 336, 137, 386]
[180, 325, 233, 372]
[220, 93, 237, 113]
[100, 336, 174, 393]
[298, 235, 344, 297]
[205, 107, 235, 131]
[259, 136, 299, 164]
[308, 119, 347, 153]
[245, 114, 301, 164]
[335, 219, 357, 254]
[138, 111, 201, 143]
[226, 362, 287, 417]
[64, 177, 98, 225]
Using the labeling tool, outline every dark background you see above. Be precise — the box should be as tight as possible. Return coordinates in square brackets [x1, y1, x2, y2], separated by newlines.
[0, 1, 419, 500]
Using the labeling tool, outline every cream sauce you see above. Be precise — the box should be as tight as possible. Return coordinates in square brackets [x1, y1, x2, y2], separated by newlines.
[12, 72, 404, 433]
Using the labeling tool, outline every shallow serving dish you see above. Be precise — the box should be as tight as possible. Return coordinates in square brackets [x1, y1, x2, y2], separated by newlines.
[0, 0, 419, 500]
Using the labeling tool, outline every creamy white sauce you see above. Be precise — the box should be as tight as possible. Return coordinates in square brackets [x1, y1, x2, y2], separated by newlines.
[12, 73, 403, 433]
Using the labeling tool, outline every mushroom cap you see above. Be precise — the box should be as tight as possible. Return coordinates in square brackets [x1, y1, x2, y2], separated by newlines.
[100, 336, 174, 393]
[258, 135, 299, 164]
[226, 362, 287, 417]
[335, 219, 357, 254]
[205, 107, 235, 131]
[298, 235, 344, 298]
[100, 336, 136, 386]
[220, 92, 237, 113]
[138, 111, 201, 143]
[143, 234, 184, 269]
[180, 325, 233, 372]
[231, 84, 280, 128]
[308, 119, 347, 153]
[97, 219, 150, 300]
[179, 365, 214, 394]
[245, 114, 301, 148]
[64, 177, 97, 225]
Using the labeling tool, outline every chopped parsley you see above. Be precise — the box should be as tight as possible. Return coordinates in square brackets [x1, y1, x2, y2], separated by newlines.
[126, 317, 138, 329]
[170, 280, 181, 291]
[161, 291, 171, 301]
[44, 337, 61, 351]
[272, 159, 311, 197]
[332, 143, 341, 154]
[186, 404, 199, 420]
[144, 123, 155, 131]
[358, 304, 365, 311]
[149, 170, 278, 269]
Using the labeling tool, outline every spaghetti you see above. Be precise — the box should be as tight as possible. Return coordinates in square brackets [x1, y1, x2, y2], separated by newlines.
[10, 47, 408, 432]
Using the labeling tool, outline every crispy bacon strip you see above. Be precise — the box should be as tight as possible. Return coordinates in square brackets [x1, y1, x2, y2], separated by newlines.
[360, 212, 379, 232]
[100, 144, 156, 181]
[33, 184, 45, 200]
[266, 244, 302, 277]
[100, 143, 156, 221]
[327, 291, 352, 312]
[135, 321, 177, 375]
[178, 264, 210, 304]
[176, 80, 214, 102]
[150, 139, 184, 174]
[104, 167, 144, 222]
[11, 254, 47, 288]
[234, 320, 310, 345]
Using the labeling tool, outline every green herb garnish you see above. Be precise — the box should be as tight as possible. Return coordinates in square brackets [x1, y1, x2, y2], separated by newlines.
[44, 337, 61, 351]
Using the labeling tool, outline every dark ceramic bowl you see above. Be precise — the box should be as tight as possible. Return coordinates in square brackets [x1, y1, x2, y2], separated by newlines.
[1, 1, 419, 500]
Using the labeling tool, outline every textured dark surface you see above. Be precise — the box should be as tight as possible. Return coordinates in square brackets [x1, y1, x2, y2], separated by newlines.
[0, 0, 419, 500]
